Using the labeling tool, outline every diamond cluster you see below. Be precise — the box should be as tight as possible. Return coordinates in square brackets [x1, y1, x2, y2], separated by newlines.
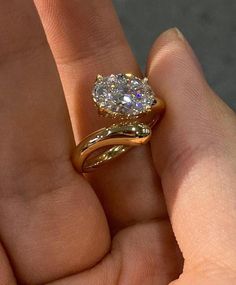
[92, 74, 156, 117]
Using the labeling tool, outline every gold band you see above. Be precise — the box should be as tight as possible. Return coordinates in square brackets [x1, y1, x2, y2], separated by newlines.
[72, 123, 151, 173]
[72, 99, 164, 173]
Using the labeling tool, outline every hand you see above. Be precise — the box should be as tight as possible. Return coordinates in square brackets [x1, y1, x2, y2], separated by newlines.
[0, 1, 235, 285]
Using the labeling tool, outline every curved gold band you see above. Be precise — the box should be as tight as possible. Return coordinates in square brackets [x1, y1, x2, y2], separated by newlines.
[72, 99, 164, 173]
[72, 123, 151, 173]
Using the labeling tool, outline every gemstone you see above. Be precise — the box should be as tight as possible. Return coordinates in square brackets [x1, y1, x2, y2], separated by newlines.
[93, 74, 156, 117]
[135, 92, 142, 99]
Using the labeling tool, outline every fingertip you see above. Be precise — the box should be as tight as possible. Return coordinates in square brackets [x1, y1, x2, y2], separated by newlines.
[146, 27, 184, 73]
[147, 27, 203, 81]
[147, 28, 214, 176]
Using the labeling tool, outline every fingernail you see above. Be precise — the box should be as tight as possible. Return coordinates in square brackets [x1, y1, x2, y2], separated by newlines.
[173, 28, 185, 40]
[161, 27, 185, 42]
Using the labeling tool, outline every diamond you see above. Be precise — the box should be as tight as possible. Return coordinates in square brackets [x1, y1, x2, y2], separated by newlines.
[93, 73, 156, 117]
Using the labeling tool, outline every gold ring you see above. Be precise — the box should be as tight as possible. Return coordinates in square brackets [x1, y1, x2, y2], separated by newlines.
[72, 73, 165, 173]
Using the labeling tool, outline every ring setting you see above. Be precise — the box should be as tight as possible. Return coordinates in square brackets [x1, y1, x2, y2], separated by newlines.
[72, 73, 165, 173]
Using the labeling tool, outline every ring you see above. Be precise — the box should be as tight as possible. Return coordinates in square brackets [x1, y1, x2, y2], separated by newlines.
[72, 73, 165, 173]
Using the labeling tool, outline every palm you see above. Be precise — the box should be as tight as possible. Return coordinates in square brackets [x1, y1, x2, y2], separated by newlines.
[1, 1, 236, 285]
[0, 162, 179, 285]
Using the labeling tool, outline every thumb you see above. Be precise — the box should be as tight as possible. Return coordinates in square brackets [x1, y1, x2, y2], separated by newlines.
[147, 28, 236, 279]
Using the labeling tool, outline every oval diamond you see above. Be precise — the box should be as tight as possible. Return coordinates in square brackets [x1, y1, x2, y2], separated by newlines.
[92, 74, 156, 117]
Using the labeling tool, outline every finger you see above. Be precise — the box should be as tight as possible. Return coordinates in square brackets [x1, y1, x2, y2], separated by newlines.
[34, 0, 140, 141]
[0, 1, 109, 284]
[34, 0, 168, 233]
[35, 2, 182, 283]
[147, 28, 236, 273]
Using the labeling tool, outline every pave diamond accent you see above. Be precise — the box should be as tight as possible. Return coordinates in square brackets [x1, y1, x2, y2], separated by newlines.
[92, 74, 156, 117]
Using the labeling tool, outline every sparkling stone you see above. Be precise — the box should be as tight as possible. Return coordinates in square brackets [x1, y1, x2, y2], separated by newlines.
[93, 74, 156, 117]
[135, 92, 142, 99]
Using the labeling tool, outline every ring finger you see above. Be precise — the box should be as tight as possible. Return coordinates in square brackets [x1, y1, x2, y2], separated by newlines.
[34, 0, 167, 233]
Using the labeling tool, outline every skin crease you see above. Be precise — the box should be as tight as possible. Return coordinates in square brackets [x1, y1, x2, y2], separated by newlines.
[0, 0, 235, 284]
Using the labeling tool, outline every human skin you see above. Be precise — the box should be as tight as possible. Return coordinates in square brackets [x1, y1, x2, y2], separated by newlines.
[0, 1, 235, 284]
